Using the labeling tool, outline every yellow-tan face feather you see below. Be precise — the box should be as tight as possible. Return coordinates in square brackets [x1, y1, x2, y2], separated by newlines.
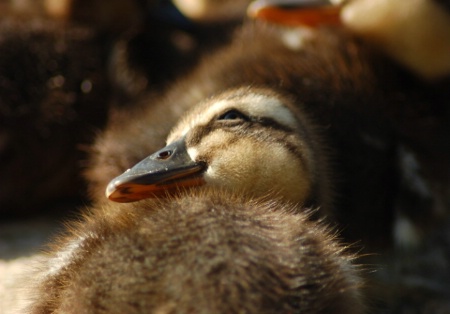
[167, 88, 315, 205]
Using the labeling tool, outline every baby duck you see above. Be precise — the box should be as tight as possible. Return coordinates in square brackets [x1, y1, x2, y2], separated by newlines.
[25, 189, 364, 314]
[106, 87, 332, 214]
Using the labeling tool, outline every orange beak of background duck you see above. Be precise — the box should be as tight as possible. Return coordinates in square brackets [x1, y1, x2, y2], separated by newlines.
[106, 139, 206, 203]
[248, 0, 341, 27]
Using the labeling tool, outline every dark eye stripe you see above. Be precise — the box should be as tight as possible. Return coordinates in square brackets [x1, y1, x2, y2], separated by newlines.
[217, 109, 296, 134]
[256, 117, 296, 133]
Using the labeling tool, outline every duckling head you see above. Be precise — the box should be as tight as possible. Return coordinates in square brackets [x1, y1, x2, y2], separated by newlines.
[106, 87, 328, 206]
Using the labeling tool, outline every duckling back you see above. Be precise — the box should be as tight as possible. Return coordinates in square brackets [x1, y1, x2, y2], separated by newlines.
[26, 189, 363, 314]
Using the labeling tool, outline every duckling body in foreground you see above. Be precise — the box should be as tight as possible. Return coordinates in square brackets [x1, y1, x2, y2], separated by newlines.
[26, 189, 363, 314]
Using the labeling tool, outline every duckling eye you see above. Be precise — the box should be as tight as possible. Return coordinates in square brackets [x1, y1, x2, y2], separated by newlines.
[157, 150, 172, 160]
[218, 110, 248, 121]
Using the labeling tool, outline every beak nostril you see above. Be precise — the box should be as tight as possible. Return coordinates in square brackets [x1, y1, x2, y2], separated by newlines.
[157, 150, 172, 160]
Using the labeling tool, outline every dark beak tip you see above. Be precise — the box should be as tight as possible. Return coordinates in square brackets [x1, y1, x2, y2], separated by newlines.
[106, 176, 128, 199]
[105, 181, 117, 199]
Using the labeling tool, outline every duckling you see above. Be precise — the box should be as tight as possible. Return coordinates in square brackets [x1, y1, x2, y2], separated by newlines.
[87, 21, 406, 248]
[25, 188, 364, 314]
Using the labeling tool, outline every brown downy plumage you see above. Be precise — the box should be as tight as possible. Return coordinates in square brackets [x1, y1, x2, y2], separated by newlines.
[0, 18, 111, 217]
[25, 189, 364, 314]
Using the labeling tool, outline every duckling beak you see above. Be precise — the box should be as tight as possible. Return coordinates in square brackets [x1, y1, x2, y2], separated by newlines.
[106, 139, 206, 202]
[248, 0, 341, 27]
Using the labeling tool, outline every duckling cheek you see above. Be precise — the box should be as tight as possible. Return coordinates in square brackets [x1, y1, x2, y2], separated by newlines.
[201, 138, 264, 192]
[203, 139, 311, 203]
[262, 144, 312, 204]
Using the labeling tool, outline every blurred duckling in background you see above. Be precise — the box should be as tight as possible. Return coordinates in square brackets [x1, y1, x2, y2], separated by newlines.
[0, 0, 148, 32]
[25, 189, 364, 314]
[0, 0, 234, 218]
[188, 0, 450, 80]
[0, 18, 111, 218]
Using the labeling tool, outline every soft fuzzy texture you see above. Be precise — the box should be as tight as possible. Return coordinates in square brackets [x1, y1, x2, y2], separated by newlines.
[25, 189, 363, 314]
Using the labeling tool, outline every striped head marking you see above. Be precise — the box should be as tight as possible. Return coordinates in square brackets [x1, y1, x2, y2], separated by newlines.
[166, 88, 317, 204]
[107, 87, 321, 205]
